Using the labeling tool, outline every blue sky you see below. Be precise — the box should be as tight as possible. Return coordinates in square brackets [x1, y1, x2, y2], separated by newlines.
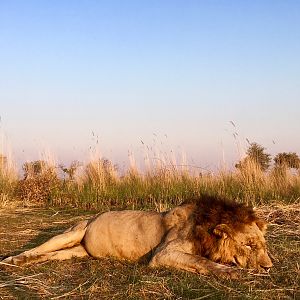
[1, 1, 300, 170]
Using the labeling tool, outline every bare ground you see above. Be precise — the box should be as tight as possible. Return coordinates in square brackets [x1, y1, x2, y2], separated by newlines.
[0, 204, 299, 299]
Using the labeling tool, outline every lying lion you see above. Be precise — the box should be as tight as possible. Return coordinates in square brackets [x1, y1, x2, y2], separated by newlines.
[2, 195, 272, 279]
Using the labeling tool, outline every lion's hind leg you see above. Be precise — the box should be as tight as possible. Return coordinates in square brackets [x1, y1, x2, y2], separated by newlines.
[2, 220, 89, 266]
[3, 245, 89, 265]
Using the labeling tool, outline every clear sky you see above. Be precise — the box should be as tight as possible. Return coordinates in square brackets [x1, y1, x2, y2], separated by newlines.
[1, 1, 300, 170]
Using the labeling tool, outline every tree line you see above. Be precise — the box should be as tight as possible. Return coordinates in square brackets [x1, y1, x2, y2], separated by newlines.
[236, 142, 300, 172]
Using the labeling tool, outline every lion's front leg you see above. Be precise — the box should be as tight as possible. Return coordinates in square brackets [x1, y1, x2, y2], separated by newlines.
[149, 242, 239, 279]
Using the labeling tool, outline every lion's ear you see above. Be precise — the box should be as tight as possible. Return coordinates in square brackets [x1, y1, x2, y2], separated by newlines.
[256, 219, 267, 235]
[213, 224, 232, 238]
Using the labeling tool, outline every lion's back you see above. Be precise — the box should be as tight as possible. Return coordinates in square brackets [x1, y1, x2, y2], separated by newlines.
[83, 210, 166, 260]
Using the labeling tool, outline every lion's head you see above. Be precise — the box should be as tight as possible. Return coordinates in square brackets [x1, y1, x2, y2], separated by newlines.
[210, 220, 273, 270]
[191, 195, 273, 271]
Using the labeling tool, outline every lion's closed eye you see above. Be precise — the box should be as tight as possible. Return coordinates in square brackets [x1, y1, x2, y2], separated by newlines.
[244, 242, 259, 250]
[241, 241, 253, 250]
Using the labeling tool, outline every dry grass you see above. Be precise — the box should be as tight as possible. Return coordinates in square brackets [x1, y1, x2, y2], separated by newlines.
[12, 159, 300, 211]
[0, 204, 299, 299]
[0, 148, 300, 209]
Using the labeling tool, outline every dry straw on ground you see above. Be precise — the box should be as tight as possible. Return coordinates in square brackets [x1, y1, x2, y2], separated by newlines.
[0, 203, 299, 299]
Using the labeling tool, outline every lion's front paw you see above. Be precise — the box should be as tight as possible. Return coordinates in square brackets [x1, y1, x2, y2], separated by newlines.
[213, 266, 240, 280]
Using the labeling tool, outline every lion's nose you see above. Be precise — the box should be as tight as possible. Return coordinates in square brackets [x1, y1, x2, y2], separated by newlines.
[261, 266, 271, 272]
[260, 259, 273, 271]
[259, 253, 273, 270]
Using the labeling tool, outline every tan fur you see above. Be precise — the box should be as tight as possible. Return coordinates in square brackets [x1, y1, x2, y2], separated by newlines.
[2, 196, 272, 279]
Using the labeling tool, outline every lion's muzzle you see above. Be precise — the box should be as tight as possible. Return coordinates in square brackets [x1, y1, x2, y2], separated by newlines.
[258, 253, 273, 271]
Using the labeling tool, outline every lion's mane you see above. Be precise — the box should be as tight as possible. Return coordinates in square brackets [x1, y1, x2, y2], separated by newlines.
[186, 195, 263, 257]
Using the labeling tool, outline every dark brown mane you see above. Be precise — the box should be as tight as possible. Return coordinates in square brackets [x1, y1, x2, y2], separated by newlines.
[192, 195, 257, 230]
[185, 195, 260, 257]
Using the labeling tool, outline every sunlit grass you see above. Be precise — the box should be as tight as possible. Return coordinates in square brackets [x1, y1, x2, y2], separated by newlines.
[0, 147, 299, 209]
[17, 157, 300, 210]
[0, 152, 18, 208]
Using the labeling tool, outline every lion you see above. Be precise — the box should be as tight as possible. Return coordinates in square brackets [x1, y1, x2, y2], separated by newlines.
[2, 195, 272, 279]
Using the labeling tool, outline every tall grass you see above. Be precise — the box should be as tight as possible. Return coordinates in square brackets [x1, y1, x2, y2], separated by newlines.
[0, 150, 299, 210]
[0, 153, 18, 207]
[28, 159, 300, 209]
